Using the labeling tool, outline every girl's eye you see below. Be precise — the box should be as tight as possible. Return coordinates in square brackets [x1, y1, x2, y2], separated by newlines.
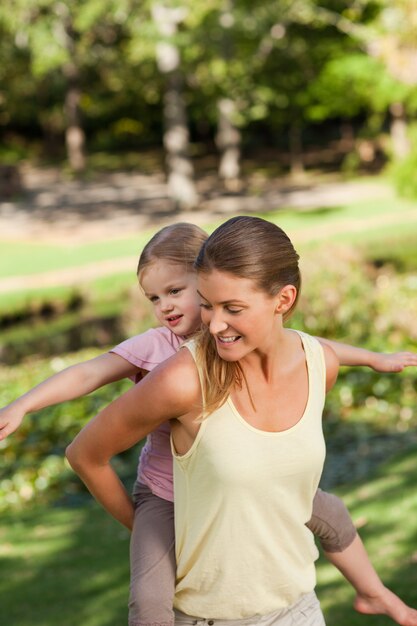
[170, 288, 182, 295]
[149, 296, 159, 303]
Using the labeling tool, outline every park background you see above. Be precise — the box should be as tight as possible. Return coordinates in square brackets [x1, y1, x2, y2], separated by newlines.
[0, 1, 417, 624]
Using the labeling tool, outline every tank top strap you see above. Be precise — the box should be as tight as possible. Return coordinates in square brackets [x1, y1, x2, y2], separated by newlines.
[180, 338, 209, 416]
[180, 338, 203, 384]
[292, 330, 326, 403]
[181, 337, 198, 359]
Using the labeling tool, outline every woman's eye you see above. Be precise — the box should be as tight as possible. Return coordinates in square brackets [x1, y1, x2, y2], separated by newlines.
[200, 303, 211, 310]
[227, 308, 242, 314]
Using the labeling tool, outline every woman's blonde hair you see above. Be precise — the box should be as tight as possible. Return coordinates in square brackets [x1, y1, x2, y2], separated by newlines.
[194, 216, 301, 416]
[137, 222, 208, 279]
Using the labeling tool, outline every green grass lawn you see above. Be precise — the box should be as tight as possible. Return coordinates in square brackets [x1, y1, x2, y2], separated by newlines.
[1, 191, 417, 281]
[0, 238, 145, 279]
[1, 189, 416, 317]
[1, 447, 416, 626]
[0, 504, 131, 626]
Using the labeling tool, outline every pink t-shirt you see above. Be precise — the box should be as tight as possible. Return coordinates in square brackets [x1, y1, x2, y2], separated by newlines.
[110, 326, 183, 502]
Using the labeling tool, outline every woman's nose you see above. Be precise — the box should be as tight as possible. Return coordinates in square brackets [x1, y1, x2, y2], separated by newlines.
[209, 311, 228, 334]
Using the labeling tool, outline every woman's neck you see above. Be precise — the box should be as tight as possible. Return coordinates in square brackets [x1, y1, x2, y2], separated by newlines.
[239, 327, 296, 383]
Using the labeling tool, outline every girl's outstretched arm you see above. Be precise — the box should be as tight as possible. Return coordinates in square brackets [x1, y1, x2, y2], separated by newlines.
[66, 349, 200, 530]
[0, 353, 140, 441]
[317, 338, 417, 372]
[322, 343, 339, 392]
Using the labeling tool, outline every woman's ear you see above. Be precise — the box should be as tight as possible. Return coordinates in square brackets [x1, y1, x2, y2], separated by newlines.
[275, 285, 297, 316]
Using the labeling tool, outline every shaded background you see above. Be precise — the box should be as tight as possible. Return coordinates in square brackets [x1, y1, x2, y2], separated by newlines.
[0, 1, 417, 625]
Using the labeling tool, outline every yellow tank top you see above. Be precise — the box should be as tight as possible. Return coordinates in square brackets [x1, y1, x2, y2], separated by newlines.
[172, 330, 326, 619]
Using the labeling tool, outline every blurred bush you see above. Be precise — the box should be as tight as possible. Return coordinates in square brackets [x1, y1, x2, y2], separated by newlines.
[0, 349, 138, 512]
[297, 244, 417, 345]
[391, 150, 417, 199]
[1, 244, 416, 509]
[293, 244, 417, 485]
[391, 124, 417, 200]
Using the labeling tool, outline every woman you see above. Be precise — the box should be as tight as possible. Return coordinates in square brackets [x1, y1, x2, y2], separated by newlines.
[66, 216, 406, 624]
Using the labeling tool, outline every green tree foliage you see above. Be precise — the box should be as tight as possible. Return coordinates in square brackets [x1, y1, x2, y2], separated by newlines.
[0, 0, 153, 167]
[0, 0, 416, 176]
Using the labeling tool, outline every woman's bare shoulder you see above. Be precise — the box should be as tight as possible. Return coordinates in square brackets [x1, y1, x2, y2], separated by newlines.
[143, 346, 202, 410]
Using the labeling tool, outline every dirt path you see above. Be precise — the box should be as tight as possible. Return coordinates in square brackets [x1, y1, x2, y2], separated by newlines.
[1, 166, 392, 241]
[1, 168, 409, 294]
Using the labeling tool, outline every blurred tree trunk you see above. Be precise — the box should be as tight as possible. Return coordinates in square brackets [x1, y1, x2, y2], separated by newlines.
[390, 101, 411, 160]
[216, 98, 241, 190]
[215, 1, 241, 191]
[340, 120, 355, 149]
[63, 16, 86, 173]
[364, 1, 416, 161]
[64, 65, 86, 172]
[289, 122, 304, 177]
[152, 4, 198, 210]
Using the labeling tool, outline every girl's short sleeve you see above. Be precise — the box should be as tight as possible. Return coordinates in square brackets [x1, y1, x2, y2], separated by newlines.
[110, 327, 183, 381]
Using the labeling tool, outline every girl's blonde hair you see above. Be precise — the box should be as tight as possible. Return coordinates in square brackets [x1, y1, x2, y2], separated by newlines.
[137, 222, 208, 279]
[194, 216, 301, 416]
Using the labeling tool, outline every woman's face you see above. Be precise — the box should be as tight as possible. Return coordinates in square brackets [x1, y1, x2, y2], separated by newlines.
[197, 269, 280, 361]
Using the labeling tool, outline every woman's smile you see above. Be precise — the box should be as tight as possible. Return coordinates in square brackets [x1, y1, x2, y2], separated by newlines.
[216, 335, 241, 343]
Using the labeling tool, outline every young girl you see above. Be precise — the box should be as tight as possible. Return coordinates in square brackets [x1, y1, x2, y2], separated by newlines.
[2, 222, 416, 626]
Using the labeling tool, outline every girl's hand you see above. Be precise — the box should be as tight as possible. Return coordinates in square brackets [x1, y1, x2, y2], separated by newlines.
[370, 351, 417, 373]
[0, 404, 25, 440]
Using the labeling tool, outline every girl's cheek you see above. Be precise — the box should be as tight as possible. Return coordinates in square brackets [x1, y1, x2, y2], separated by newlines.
[154, 306, 164, 322]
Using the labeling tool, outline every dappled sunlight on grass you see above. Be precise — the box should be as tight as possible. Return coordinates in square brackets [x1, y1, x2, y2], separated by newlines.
[2, 449, 416, 625]
[0, 504, 131, 626]
[317, 447, 417, 624]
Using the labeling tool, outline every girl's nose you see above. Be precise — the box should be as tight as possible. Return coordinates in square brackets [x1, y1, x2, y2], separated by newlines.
[161, 299, 174, 312]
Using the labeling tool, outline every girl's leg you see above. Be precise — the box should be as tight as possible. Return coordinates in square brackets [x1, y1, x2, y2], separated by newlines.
[307, 488, 357, 553]
[309, 489, 417, 626]
[327, 534, 417, 626]
[129, 482, 175, 626]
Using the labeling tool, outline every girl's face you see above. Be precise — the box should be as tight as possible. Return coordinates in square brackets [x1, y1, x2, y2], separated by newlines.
[197, 269, 281, 361]
[140, 260, 201, 337]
